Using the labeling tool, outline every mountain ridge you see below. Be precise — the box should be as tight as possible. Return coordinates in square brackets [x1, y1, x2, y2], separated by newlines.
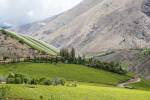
[14, 0, 150, 54]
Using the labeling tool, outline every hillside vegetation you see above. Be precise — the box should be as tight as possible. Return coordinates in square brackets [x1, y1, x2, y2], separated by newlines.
[0, 63, 131, 85]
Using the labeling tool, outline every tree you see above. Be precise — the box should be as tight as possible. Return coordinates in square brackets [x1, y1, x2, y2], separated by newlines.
[77, 56, 82, 64]
[54, 56, 58, 64]
[71, 48, 75, 59]
[60, 48, 71, 63]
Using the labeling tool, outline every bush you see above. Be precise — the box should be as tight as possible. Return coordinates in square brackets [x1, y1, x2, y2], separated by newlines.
[43, 80, 51, 85]
[51, 77, 66, 86]
[6, 78, 15, 84]
[6, 73, 30, 84]
[59, 78, 66, 86]
[15, 77, 22, 84]
[23, 76, 30, 84]
[7, 72, 15, 78]
[39, 78, 51, 85]
[39, 77, 46, 84]
[6, 73, 67, 86]
[30, 78, 38, 85]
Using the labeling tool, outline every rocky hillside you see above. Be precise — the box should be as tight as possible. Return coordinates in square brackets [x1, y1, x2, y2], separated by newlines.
[14, 0, 150, 54]
[12, 15, 59, 35]
[0, 30, 58, 61]
[0, 30, 38, 59]
[93, 49, 150, 79]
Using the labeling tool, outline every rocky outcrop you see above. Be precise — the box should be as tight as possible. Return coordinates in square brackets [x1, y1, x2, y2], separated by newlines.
[142, 0, 150, 16]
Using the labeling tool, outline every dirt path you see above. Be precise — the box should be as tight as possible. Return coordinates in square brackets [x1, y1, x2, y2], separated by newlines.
[117, 76, 141, 88]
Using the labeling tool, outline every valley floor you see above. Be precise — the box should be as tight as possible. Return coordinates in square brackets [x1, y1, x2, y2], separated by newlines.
[0, 62, 149, 100]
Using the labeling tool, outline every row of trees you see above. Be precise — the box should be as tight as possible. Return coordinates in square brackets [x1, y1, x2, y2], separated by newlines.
[59, 48, 127, 74]
[1, 47, 127, 75]
[60, 48, 86, 64]
[87, 59, 127, 74]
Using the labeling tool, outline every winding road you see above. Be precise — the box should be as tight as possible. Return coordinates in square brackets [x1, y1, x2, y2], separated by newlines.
[117, 76, 141, 88]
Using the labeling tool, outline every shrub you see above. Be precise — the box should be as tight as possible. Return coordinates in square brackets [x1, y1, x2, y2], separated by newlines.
[23, 76, 30, 84]
[6, 78, 15, 84]
[59, 78, 66, 86]
[39, 78, 51, 85]
[30, 78, 38, 85]
[7, 72, 15, 78]
[51, 77, 59, 86]
[43, 80, 51, 85]
[6, 73, 67, 86]
[15, 73, 23, 78]
[39, 77, 46, 84]
[15, 77, 22, 84]
[6, 73, 30, 84]
[51, 77, 66, 86]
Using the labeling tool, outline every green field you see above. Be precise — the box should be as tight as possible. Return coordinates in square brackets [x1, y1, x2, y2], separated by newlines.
[1, 30, 59, 55]
[0, 63, 130, 85]
[4, 84, 150, 100]
[0, 63, 149, 100]
[129, 80, 150, 91]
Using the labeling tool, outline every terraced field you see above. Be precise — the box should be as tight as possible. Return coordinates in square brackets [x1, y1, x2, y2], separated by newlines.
[2, 30, 59, 55]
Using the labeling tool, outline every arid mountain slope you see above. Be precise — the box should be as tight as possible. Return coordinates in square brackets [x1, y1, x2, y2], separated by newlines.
[15, 0, 150, 54]
[13, 15, 59, 35]
[14, 0, 101, 36]
[94, 49, 141, 66]
[94, 49, 150, 79]
[0, 30, 39, 59]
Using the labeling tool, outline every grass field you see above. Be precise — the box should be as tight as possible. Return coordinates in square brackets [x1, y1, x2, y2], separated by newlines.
[0, 63, 131, 86]
[0, 63, 149, 100]
[2, 30, 59, 55]
[3, 84, 150, 100]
